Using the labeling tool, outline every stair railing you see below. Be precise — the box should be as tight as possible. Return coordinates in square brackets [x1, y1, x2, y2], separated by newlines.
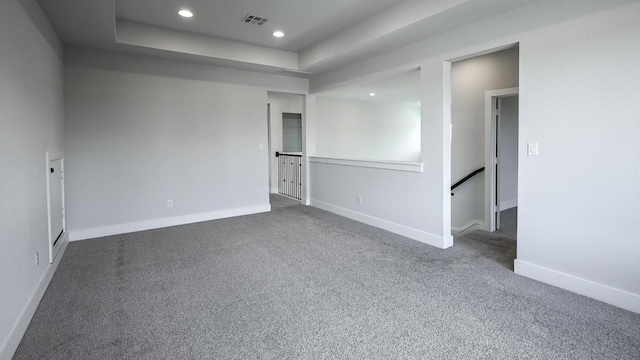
[451, 167, 485, 196]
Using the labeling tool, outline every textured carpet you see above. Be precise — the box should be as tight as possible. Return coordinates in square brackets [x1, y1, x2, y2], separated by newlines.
[269, 193, 300, 211]
[495, 207, 518, 238]
[14, 202, 640, 359]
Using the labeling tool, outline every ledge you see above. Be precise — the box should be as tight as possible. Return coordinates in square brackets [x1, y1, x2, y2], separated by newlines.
[309, 156, 423, 173]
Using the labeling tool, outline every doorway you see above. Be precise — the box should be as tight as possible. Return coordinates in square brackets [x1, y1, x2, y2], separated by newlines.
[485, 88, 519, 236]
[450, 46, 519, 235]
[267, 92, 305, 206]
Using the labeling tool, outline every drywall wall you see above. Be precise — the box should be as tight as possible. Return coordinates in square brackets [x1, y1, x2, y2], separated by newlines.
[316, 97, 421, 161]
[498, 95, 518, 210]
[0, 0, 65, 357]
[450, 47, 519, 229]
[310, 162, 440, 243]
[267, 92, 305, 193]
[309, 0, 640, 312]
[309, 62, 453, 249]
[514, 2, 640, 310]
[64, 48, 306, 237]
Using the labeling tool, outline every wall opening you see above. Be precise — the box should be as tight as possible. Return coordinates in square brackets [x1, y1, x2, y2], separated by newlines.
[267, 92, 305, 206]
[449, 46, 519, 266]
[314, 69, 421, 162]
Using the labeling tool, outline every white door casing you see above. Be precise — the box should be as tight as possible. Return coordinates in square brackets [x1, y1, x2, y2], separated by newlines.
[484, 88, 519, 232]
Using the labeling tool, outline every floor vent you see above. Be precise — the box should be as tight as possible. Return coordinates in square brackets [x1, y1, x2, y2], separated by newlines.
[277, 69, 314, 78]
[241, 14, 268, 25]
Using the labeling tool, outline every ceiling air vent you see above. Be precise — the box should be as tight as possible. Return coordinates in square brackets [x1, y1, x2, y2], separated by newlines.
[241, 14, 268, 25]
[277, 69, 314, 78]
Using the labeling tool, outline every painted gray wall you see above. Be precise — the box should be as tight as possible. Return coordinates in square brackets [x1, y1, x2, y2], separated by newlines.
[309, 62, 454, 250]
[64, 48, 306, 233]
[517, 2, 640, 298]
[0, 0, 64, 355]
[267, 92, 305, 193]
[498, 95, 518, 209]
[309, 0, 640, 310]
[316, 97, 421, 162]
[451, 47, 519, 229]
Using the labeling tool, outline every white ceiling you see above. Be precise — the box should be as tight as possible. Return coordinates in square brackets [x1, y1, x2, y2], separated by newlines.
[37, 0, 541, 78]
[318, 69, 421, 106]
[115, 0, 404, 53]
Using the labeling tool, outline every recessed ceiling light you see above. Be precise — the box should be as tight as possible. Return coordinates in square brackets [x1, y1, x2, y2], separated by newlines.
[178, 9, 194, 18]
[369, 93, 376, 97]
[273, 31, 285, 38]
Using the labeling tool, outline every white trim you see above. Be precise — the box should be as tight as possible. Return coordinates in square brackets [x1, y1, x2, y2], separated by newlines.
[0, 237, 69, 360]
[69, 204, 271, 241]
[451, 219, 485, 233]
[270, 187, 279, 194]
[499, 199, 518, 211]
[484, 87, 519, 232]
[515, 260, 640, 314]
[309, 156, 423, 173]
[311, 199, 452, 249]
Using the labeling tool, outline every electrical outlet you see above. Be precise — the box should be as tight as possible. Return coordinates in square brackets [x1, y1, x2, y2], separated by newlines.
[356, 196, 362, 205]
[167, 200, 173, 208]
[35, 252, 39, 266]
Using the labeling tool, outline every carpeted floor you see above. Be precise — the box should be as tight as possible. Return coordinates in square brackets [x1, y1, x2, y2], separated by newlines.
[269, 193, 300, 211]
[14, 201, 640, 359]
[495, 207, 518, 238]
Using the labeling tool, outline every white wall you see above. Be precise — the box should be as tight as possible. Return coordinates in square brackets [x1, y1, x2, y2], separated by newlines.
[0, 0, 65, 357]
[64, 48, 307, 238]
[309, 0, 640, 312]
[498, 95, 518, 210]
[316, 97, 421, 162]
[451, 47, 519, 229]
[516, 2, 640, 309]
[309, 62, 453, 250]
[267, 92, 305, 193]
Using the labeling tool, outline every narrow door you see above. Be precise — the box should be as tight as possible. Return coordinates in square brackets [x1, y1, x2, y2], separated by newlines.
[49, 159, 64, 246]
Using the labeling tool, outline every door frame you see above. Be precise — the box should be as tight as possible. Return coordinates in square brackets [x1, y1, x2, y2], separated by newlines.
[46, 150, 66, 264]
[484, 87, 519, 232]
[267, 103, 272, 193]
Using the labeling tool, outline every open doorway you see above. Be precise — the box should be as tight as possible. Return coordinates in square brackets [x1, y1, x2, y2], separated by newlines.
[485, 89, 519, 238]
[449, 46, 519, 268]
[267, 92, 305, 209]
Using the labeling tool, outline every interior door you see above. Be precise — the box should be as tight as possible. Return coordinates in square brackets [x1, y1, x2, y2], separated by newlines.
[49, 158, 64, 245]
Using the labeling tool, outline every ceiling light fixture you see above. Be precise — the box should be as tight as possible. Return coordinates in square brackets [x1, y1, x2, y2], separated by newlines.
[273, 31, 285, 38]
[178, 9, 194, 18]
[369, 93, 376, 97]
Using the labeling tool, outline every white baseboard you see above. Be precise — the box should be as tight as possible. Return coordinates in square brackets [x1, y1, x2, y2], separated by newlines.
[0, 236, 69, 360]
[69, 204, 271, 241]
[270, 187, 278, 194]
[451, 219, 485, 233]
[500, 199, 518, 211]
[515, 259, 640, 314]
[310, 199, 452, 249]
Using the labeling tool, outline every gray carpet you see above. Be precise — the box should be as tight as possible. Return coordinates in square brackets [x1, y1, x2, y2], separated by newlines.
[495, 207, 518, 238]
[269, 193, 300, 210]
[14, 204, 640, 359]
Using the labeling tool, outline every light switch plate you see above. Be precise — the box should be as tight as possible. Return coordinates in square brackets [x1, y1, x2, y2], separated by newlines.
[527, 142, 539, 156]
